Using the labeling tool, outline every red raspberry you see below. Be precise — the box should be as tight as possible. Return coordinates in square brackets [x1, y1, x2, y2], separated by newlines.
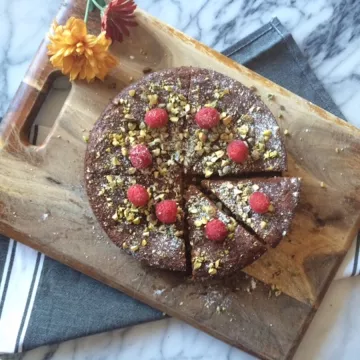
[127, 185, 149, 207]
[205, 219, 228, 242]
[145, 108, 169, 128]
[227, 140, 249, 163]
[129, 144, 152, 169]
[195, 107, 220, 129]
[249, 192, 270, 214]
[155, 200, 178, 224]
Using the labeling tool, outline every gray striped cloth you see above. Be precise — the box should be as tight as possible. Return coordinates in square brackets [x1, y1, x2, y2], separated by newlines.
[0, 18, 358, 354]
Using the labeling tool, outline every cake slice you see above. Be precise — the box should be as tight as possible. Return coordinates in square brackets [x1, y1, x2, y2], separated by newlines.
[185, 185, 266, 279]
[202, 177, 301, 247]
[85, 67, 191, 176]
[184, 68, 286, 177]
[85, 167, 187, 272]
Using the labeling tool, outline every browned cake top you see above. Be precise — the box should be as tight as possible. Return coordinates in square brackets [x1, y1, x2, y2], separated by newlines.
[202, 177, 301, 247]
[185, 185, 266, 279]
[85, 66, 295, 278]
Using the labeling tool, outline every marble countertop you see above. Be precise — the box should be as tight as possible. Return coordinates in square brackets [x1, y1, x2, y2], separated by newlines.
[1, 0, 360, 359]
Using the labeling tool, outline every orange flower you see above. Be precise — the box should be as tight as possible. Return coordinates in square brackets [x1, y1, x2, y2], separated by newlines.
[47, 17, 118, 82]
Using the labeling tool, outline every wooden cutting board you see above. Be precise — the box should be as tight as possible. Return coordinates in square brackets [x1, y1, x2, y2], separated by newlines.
[1, 1, 360, 359]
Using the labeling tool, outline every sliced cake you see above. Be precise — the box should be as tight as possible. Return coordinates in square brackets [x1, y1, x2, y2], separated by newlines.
[184, 68, 286, 177]
[85, 67, 191, 176]
[85, 167, 187, 272]
[202, 177, 301, 247]
[185, 185, 266, 279]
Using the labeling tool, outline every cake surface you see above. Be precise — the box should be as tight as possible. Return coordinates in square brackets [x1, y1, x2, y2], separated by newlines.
[186, 185, 266, 279]
[202, 177, 301, 247]
[85, 66, 296, 278]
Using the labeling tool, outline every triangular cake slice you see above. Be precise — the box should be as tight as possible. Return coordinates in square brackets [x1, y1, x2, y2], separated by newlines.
[184, 68, 287, 177]
[185, 185, 266, 279]
[85, 167, 187, 272]
[202, 177, 301, 247]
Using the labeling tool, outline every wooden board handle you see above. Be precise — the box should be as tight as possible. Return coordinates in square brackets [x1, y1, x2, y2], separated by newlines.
[0, 0, 93, 150]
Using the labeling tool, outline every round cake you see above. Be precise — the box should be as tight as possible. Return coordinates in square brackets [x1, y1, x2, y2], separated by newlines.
[84, 67, 300, 279]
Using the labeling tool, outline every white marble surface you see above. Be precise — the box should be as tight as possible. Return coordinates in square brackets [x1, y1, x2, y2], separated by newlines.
[1, 0, 360, 359]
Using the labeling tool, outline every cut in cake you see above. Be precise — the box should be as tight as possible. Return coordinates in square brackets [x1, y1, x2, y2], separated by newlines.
[185, 185, 266, 279]
[202, 177, 301, 247]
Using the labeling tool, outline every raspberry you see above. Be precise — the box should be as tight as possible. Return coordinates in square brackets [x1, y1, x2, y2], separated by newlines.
[155, 200, 178, 224]
[129, 144, 152, 169]
[127, 185, 149, 207]
[227, 140, 249, 163]
[205, 219, 228, 242]
[195, 107, 220, 129]
[249, 192, 270, 214]
[145, 108, 169, 128]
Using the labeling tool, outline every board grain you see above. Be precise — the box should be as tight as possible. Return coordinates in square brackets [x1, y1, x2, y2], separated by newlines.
[1, 1, 360, 359]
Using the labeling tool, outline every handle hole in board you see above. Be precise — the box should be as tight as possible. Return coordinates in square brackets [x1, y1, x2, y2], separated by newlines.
[27, 75, 71, 146]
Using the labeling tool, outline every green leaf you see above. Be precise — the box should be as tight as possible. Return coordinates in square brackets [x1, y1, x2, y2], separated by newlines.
[89, 2, 95, 12]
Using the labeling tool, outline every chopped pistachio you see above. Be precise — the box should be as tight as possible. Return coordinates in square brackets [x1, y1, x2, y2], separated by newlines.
[204, 168, 213, 178]
[215, 259, 221, 269]
[122, 242, 129, 249]
[269, 150, 278, 158]
[241, 114, 254, 123]
[268, 204, 275, 212]
[112, 211, 118, 221]
[284, 129, 290, 136]
[237, 125, 249, 137]
[111, 157, 120, 166]
[193, 261, 202, 270]
[280, 105, 285, 110]
[252, 184, 260, 191]
[128, 89, 136, 97]
[267, 93, 275, 100]
[141, 239, 147, 246]
[260, 221, 267, 229]
[147, 94, 158, 106]
[128, 167, 137, 174]
[133, 217, 141, 225]
[194, 219, 203, 227]
[170, 116, 179, 123]
[130, 245, 139, 252]
[198, 132, 207, 142]
[215, 150, 225, 158]
[83, 135, 89, 143]
[263, 129, 272, 137]
[222, 115, 233, 126]
[124, 114, 135, 120]
[208, 268, 217, 275]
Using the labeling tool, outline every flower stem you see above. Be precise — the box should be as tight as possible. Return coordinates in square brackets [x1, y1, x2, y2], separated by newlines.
[84, 0, 91, 23]
[91, 0, 105, 11]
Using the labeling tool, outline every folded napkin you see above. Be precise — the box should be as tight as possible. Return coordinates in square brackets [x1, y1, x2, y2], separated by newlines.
[0, 18, 358, 354]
